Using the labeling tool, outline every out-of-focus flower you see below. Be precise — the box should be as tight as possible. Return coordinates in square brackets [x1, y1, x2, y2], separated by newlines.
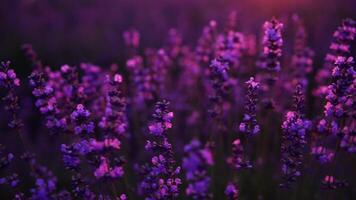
[225, 182, 239, 200]
[183, 139, 213, 199]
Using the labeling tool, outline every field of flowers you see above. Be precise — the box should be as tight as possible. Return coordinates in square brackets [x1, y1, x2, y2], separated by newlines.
[0, 0, 355, 199]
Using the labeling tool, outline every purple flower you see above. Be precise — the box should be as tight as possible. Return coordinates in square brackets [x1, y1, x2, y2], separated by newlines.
[94, 156, 124, 179]
[208, 58, 232, 118]
[261, 18, 284, 73]
[126, 56, 155, 105]
[0, 61, 23, 128]
[196, 20, 218, 65]
[311, 146, 334, 164]
[99, 73, 128, 137]
[321, 175, 348, 190]
[239, 77, 260, 136]
[280, 85, 311, 188]
[227, 139, 252, 169]
[71, 104, 94, 134]
[215, 30, 245, 69]
[225, 182, 239, 200]
[319, 57, 354, 136]
[315, 18, 355, 96]
[183, 139, 213, 199]
[138, 100, 181, 199]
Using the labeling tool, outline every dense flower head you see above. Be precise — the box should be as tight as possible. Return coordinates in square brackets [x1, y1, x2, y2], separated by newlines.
[139, 100, 181, 200]
[315, 18, 356, 96]
[280, 110, 311, 188]
[239, 77, 260, 136]
[325, 19, 356, 66]
[0, 61, 23, 128]
[318, 56, 355, 136]
[94, 156, 124, 179]
[280, 86, 311, 187]
[99, 74, 128, 137]
[183, 139, 213, 199]
[71, 104, 95, 134]
[261, 18, 284, 72]
[148, 100, 174, 136]
[208, 58, 232, 118]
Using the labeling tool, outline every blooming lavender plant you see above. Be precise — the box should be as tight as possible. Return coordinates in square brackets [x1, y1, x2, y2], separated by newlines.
[318, 56, 355, 136]
[138, 100, 181, 199]
[280, 85, 311, 188]
[315, 18, 356, 96]
[0, 61, 22, 128]
[208, 58, 232, 118]
[239, 77, 260, 136]
[261, 18, 284, 74]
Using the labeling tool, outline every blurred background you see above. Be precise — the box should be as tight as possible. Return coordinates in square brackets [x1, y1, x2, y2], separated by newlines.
[0, 0, 355, 68]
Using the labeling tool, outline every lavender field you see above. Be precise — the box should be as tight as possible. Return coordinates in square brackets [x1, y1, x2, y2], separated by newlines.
[0, 0, 355, 199]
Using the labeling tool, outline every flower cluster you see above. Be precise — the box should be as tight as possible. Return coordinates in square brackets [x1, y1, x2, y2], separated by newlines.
[280, 110, 311, 188]
[318, 56, 355, 136]
[99, 74, 128, 136]
[0, 61, 22, 128]
[71, 104, 95, 134]
[183, 139, 213, 199]
[29, 69, 66, 130]
[208, 58, 232, 118]
[315, 18, 356, 96]
[261, 18, 284, 73]
[239, 77, 260, 136]
[138, 100, 181, 199]
[311, 146, 335, 164]
[280, 85, 311, 188]
[325, 19, 356, 67]
[126, 56, 154, 105]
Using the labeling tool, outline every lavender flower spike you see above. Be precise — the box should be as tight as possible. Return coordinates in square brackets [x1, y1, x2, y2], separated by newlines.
[139, 100, 181, 199]
[262, 18, 284, 73]
[280, 85, 311, 188]
[0, 61, 22, 128]
[239, 77, 260, 136]
[318, 56, 355, 136]
[208, 58, 231, 118]
[183, 139, 213, 200]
